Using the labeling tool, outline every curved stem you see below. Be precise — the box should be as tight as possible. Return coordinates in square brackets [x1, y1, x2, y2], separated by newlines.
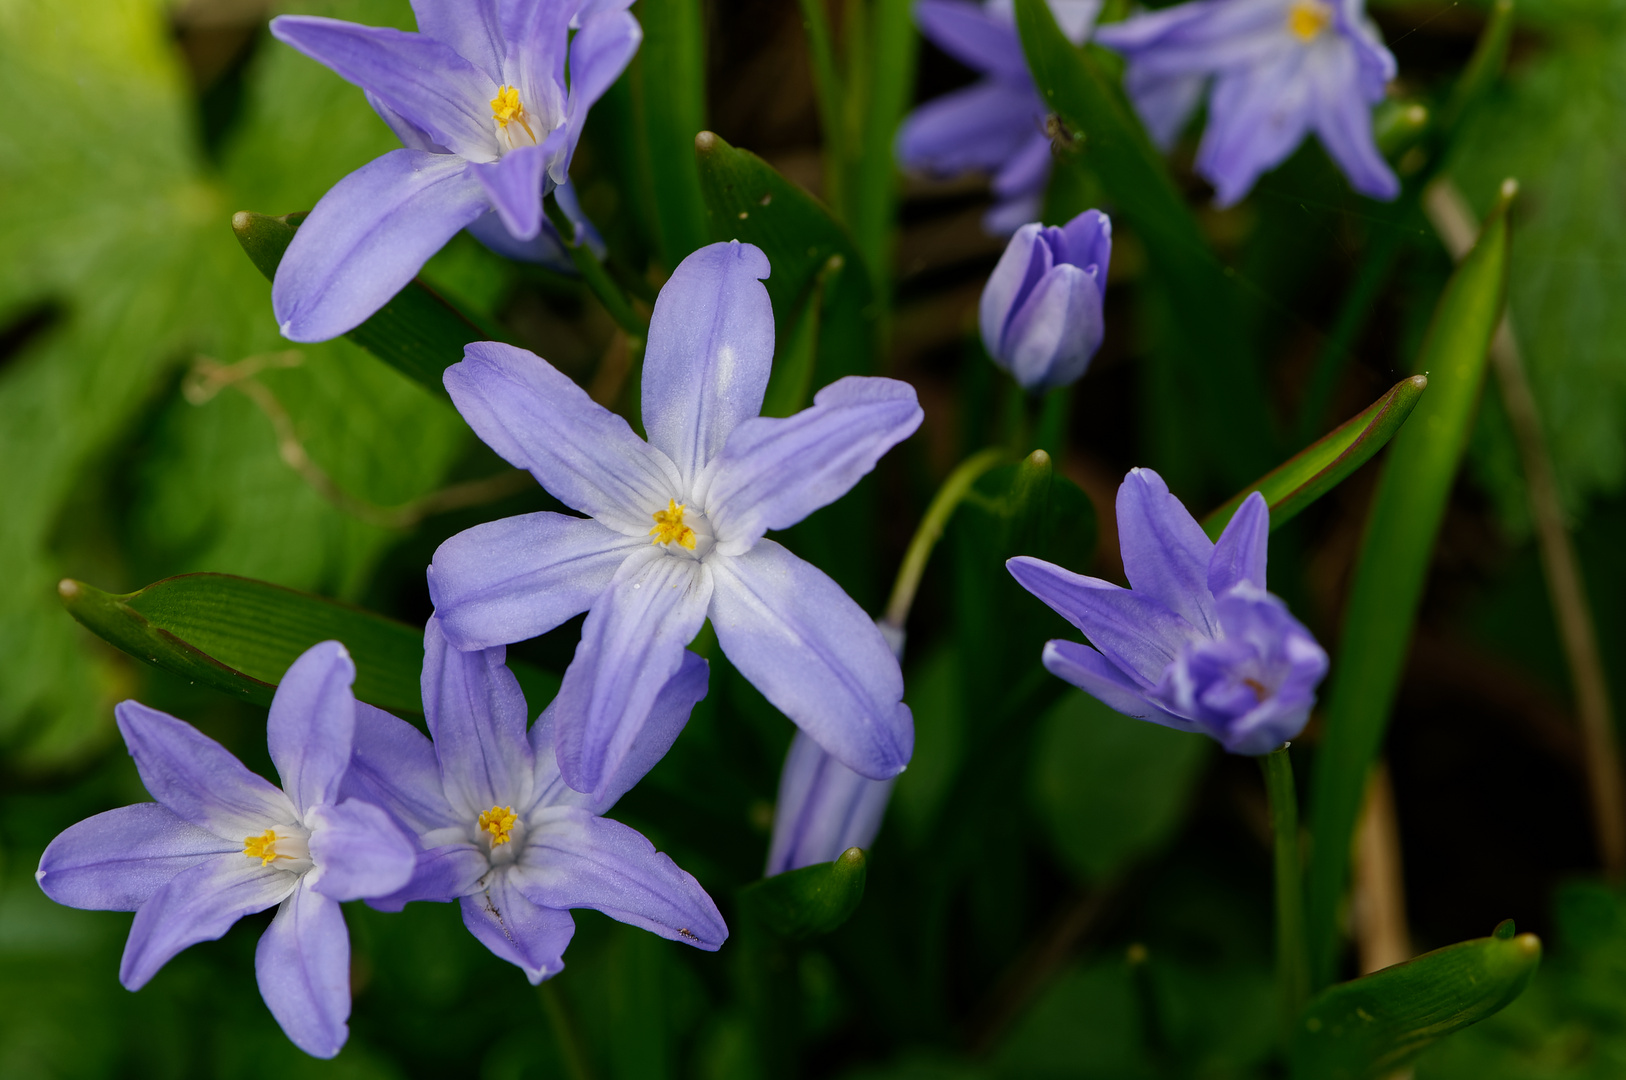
[1261, 744, 1309, 1040]
[881, 447, 1012, 632]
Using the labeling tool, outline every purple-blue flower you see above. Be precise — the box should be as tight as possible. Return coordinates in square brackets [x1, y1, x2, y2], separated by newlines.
[980, 209, 1112, 390]
[897, 0, 1102, 234]
[1094, 0, 1400, 207]
[35, 642, 416, 1059]
[268, 0, 640, 342]
[428, 241, 923, 799]
[1007, 468, 1329, 754]
[340, 618, 725, 983]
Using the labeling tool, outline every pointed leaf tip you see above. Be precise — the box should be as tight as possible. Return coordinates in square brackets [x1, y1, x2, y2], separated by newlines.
[740, 847, 868, 939]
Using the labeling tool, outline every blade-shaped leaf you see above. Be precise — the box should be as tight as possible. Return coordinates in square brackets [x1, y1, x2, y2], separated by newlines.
[1291, 922, 1542, 1079]
[631, 0, 710, 267]
[232, 211, 487, 397]
[741, 847, 867, 939]
[1202, 375, 1429, 539]
[1306, 182, 1516, 987]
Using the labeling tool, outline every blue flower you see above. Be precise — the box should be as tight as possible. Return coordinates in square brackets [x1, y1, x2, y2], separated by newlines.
[340, 618, 725, 983]
[429, 241, 923, 799]
[35, 642, 417, 1059]
[980, 209, 1112, 390]
[897, 0, 1103, 234]
[268, 0, 641, 341]
[1094, 0, 1400, 207]
[1008, 468, 1329, 754]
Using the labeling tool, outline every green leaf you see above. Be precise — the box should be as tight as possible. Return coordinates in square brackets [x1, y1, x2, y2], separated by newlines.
[846, 0, 917, 299]
[231, 211, 487, 397]
[1202, 375, 1430, 540]
[1290, 922, 1542, 1080]
[1306, 182, 1515, 988]
[740, 847, 868, 939]
[1013, 0, 1274, 489]
[631, 0, 710, 267]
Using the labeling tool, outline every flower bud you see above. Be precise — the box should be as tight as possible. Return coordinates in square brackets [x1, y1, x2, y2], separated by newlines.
[979, 209, 1111, 391]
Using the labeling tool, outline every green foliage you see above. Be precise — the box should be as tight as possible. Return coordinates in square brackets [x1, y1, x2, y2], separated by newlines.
[740, 848, 868, 939]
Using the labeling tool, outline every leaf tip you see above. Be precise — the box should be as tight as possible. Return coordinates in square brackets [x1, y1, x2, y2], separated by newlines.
[1493, 918, 1516, 940]
[57, 578, 80, 601]
[836, 847, 866, 873]
[695, 130, 719, 154]
[1497, 177, 1520, 206]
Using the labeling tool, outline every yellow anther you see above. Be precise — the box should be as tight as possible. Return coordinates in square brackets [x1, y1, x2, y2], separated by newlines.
[1286, 0, 1332, 41]
[649, 499, 697, 550]
[479, 805, 519, 846]
[490, 85, 537, 141]
[243, 829, 282, 866]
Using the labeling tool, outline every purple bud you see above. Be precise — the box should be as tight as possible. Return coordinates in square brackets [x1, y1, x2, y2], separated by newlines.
[979, 210, 1112, 391]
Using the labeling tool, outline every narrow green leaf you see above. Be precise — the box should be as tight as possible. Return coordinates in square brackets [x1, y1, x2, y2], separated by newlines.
[760, 269, 824, 419]
[1306, 182, 1516, 988]
[1290, 923, 1542, 1079]
[231, 211, 485, 397]
[847, 0, 916, 298]
[740, 847, 868, 939]
[797, 0, 846, 216]
[59, 573, 559, 716]
[1202, 375, 1430, 540]
[632, 0, 710, 267]
[1013, 0, 1274, 487]
[1440, 0, 1516, 134]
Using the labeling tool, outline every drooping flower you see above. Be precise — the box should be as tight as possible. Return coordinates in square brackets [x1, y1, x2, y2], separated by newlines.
[897, 0, 1103, 234]
[35, 642, 417, 1059]
[429, 241, 923, 799]
[1007, 469, 1329, 754]
[1093, 0, 1400, 207]
[340, 618, 725, 982]
[980, 209, 1112, 390]
[268, 1, 640, 342]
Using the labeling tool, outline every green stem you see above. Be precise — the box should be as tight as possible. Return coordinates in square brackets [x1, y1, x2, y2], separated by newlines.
[1261, 744, 1309, 1041]
[797, 0, 845, 218]
[539, 981, 597, 1080]
[545, 201, 648, 339]
[881, 447, 1012, 631]
[1034, 386, 1072, 463]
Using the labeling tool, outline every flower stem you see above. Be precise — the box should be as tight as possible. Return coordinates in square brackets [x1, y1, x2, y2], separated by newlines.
[1260, 743, 1309, 1041]
[539, 981, 597, 1080]
[880, 446, 1012, 633]
[545, 200, 647, 339]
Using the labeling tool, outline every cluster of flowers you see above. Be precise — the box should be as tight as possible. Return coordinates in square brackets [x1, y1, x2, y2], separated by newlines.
[37, 0, 1355, 1058]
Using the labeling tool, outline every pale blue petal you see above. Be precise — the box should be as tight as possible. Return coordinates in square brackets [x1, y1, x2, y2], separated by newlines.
[266, 641, 356, 817]
[467, 208, 574, 268]
[1308, 42, 1398, 200]
[372, 843, 489, 909]
[255, 882, 350, 1059]
[916, 0, 1030, 82]
[1115, 468, 1220, 636]
[981, 223, 1049, 358]
[343, 703, 459, 836]
[1196, 48, 1316, 207]
[560, 10, 642, 175]
[1208, 491, 1269, 594]
[412, 0, 504, 79]
[36, 804, 235, 912]
[472, 143, 548, 239]
[896, 81, 1039, 177]
[306, 800, 417, 902]
[460, 871, 577, 984]
[1041, 640, 1200, 732]
[766, 732, 895, 876]
[119, 853, 294, 990]
[422, 616, 535, 816]
[999, 263, 1105, 390]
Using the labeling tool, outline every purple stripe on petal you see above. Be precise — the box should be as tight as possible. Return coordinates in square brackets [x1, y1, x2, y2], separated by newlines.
[1209, 491, 1269, 595]
[1116, 468, 1220, 637]
[267, 641, 356, 817]
[1041, 640, 1200, 731]
[115, 701, 296, 838]
[1196, 50, 1315, 208]
[446, 342, 684, 533]
[306, 800, 417, 902]
[429, 511, 643, 651]
[411, 0, 504, 79]
[502, 0, 576, 117]
[460, 871, 577, 984]
[766, 731, 895, 876]
[981, 224, 1049, 359]
[472, 144, 547, 239]
[703, 376, 924, 552]
[641, 242, 776, 487]
[37, 804, 236, 912]
[517, 806, 727, 949]
[255, 882, 351, 1059]
[375, 843, 490, 908]
[708, 540, 913, 780]
[422, 616, 535, 816]
[272, 149, 488, 342]
[344, 703, 458, 836]
[1000, 263, 1104, 390]
[119, 853, 295, 990]
[568, 648, 710, 815]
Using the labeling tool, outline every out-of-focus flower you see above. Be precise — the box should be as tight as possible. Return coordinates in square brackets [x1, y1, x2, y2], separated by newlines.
[897, 0, 1103, 234]
[980, 209, 1112, 390]
[1094, 0, 1400, 207]
[342, 618, 724, 983]
[268, 0, 640, 341]
[1008, 468, 1329, 754]
[429, 241, 922, 799]
[36, 643, 416, 1059]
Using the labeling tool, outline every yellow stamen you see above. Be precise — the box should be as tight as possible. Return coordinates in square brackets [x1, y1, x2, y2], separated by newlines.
[490, 85, 537, 141]
[1286, 0, 1332, 42]
[243, 829, 282, 867]
[479, 805, 518, 846]
[649, 499, 697, 550]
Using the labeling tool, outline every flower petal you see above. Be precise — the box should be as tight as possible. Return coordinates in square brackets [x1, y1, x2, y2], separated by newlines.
[1196, 49, 1315, 207]
[703, 376, 923, 552]
[373, 843, 490, 909]
[306, 799, 417, 902]
[272, 149, 489, 342]
[1041, 640, 1200, 732]
[467, 208, 574, 268]
[709, 541, 913, 780]
[999, 262, 1105, 390]
[1309, 43, 1399, 201]
[471, 143, 548, 239]
[460, 872, 577, 984]
[36, 804, 236, 912]
[411, 0, 504, 79]
[916, 0, 1030, 82]
[119, 853, 295, 990]
[343, 703, 458, 836]
[1122, 67, 1207, 150]
[267, 641, 357, 816]
[516, 806, 727, 949]
[896, 81, 1040, 178]
[269, 17, 498, 160]
[981, 223, 1049, 359]
[255, 882, 351, 1059]
[553, 550, 714, 797]
[1006, 556, 1194, 687]
[445, 342, 684, 533]
[115, 701, 296, 838]
[641, 242, 776, 486]
[429, 511, 644, 650]
[1116, 468, 1220, 637]
[991, 132, 1053, 201]
[422, 616, 535, 816]
[560, 10, 642, 175]
[766, 731, 895, 876]
[1209, 490, 1269, 595]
